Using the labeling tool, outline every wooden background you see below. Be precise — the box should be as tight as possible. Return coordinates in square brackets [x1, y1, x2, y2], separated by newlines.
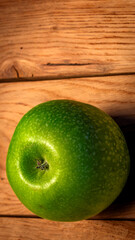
[0, 0, 135, 239]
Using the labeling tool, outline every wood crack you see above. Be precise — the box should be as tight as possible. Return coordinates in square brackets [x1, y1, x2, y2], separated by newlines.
[12, 65, 20, 79]
[46, 62, 94, 66]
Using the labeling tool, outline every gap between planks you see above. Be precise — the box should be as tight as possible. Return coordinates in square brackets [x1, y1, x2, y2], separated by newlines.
[0, 215, 135, 221]
[0, 72, 135, 83]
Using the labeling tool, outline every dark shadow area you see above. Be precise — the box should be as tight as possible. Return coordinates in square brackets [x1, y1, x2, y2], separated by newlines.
[112, 116, 135, 204]
[92, 115, 135, 219]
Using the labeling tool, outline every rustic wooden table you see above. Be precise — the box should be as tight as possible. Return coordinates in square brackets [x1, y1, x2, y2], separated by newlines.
[0, 0, 135, 239]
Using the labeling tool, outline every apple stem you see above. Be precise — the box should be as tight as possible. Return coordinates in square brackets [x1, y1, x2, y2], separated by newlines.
[36, 160, 49, 171]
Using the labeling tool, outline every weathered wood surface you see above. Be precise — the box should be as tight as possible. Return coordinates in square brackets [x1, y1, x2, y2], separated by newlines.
[0, 75, 135, 218]
[0, 218, 135, 240]
[0, 0, 135, 80]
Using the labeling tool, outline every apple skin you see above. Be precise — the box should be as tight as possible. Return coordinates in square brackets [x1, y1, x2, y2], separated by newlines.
[6, 100, 130, 222]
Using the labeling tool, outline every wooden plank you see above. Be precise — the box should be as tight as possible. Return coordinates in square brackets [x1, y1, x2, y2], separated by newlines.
[0, 0, 135, 80]
[0, 75, 135, 218]
[0, 218, 135, 240]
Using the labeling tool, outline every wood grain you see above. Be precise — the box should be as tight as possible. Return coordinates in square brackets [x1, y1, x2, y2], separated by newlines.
[0, 74, 135, 218]
[0, 0, 135, 80]
[0, 218, 135, 240]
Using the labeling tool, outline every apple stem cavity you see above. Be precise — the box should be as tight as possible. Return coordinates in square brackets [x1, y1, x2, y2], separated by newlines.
[36, 160, 49, 171]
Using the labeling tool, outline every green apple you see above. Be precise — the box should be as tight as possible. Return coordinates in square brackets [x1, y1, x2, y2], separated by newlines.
[6, 100, 130, 221]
